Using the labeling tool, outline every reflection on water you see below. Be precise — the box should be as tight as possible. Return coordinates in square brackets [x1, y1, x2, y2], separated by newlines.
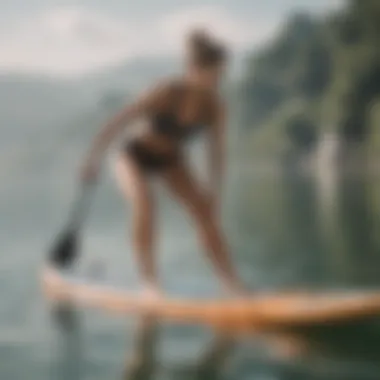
[52, 311, 236, 380]
[232, 171, 380, 291]
[53, 312, 380, 380]
[53, 307, 84, 380]
[2, 170, 380, 379]
[123, 315, 157, 380]
[122, 316, 234, 380]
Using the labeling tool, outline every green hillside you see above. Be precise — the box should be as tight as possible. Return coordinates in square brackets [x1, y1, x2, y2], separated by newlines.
[239, 0, 380, 163]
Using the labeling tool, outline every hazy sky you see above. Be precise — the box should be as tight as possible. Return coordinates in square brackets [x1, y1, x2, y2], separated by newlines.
[0, 0, 345, 77]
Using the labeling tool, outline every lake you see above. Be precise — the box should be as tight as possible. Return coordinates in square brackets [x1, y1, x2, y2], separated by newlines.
[1, 164, 380, 380]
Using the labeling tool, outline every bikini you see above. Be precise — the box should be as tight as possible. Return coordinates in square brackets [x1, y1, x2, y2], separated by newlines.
[124, 82, 206, 173]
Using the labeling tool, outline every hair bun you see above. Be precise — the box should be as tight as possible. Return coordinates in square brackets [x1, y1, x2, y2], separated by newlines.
[187, 29, 212, 51]
[186, 28, 227, 67]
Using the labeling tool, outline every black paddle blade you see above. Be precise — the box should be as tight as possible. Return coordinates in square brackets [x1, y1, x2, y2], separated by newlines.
[48, 182, 93, 269]
[49, 229, 79, 268]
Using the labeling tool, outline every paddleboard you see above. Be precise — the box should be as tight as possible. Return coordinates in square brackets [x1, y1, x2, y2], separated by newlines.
[41, 265, 380, 331]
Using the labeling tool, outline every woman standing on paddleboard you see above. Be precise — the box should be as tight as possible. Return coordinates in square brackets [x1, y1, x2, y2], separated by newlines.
[80, 29, 245, 298]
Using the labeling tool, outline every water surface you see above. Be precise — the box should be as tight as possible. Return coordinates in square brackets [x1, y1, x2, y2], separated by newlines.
[1, 167, 380, 380]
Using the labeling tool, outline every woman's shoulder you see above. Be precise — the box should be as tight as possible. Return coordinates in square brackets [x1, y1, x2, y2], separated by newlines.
[137, 76, 182, 111]
[149, 76, 184, 94]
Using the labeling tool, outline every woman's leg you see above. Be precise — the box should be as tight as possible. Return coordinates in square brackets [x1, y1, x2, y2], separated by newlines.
[113, 153, 159, 295]
[162, 161, 245, 295]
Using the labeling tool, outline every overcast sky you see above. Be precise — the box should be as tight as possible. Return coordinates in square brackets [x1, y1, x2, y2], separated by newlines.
[0, 0, 345, 77]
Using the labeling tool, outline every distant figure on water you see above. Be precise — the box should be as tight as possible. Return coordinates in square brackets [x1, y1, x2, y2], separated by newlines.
[80, 29, 245, 298]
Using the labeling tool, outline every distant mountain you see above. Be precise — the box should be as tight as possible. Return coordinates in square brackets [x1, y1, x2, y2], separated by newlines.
[0, 50, 244, 137]
[79, 56, 180, 98]
[0, 57, 171, 184]
[0, 57, 178, 157]
[78, 53, 244, 98]
[0, 73, 92, 141]
[0, 52, 242, 170]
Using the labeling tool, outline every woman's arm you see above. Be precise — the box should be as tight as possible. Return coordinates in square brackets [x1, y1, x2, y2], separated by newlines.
[83, 102, 139, 170]
[208, 99, 226, 214]
[80, 82, 169, 181]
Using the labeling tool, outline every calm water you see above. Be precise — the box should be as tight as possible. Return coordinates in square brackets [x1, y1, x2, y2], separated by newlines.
[1, 166, 380, 380]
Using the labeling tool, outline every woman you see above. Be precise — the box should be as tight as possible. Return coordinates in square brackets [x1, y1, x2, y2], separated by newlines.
[80, 30, 245, 298]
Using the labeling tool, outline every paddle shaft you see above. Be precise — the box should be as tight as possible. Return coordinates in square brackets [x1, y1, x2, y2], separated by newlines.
[66, 181, 95, 232]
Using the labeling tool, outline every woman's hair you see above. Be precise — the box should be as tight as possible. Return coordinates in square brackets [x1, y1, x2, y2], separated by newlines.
[186, 29, 227, 68]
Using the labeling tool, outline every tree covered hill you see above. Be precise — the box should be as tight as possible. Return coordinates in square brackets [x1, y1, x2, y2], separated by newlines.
[239, 0, 380, 162]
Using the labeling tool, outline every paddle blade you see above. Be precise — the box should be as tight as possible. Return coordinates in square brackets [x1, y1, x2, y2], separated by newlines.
[49, 229, 79, 268]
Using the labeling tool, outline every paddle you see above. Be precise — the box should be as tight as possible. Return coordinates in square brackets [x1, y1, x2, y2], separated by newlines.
[48, 182, 95, 269]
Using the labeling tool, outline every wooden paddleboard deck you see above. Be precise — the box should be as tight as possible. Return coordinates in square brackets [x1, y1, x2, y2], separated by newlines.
[41, 266, 380, 330]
